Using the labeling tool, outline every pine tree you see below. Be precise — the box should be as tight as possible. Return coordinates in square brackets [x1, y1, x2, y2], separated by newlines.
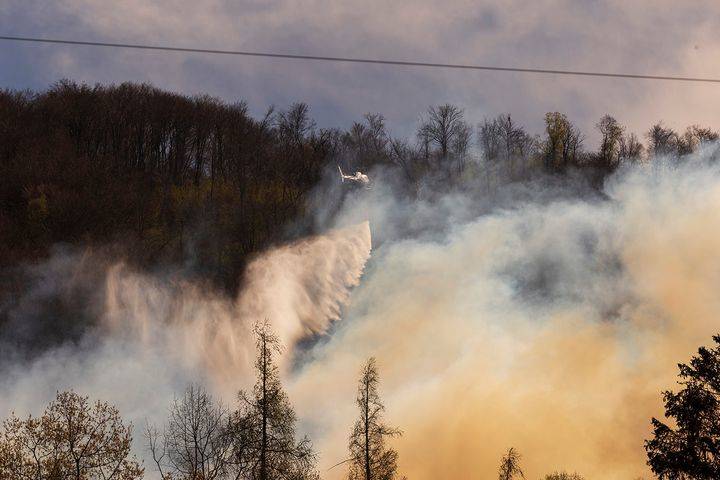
[645, 335, 720, 479]
[498, 447, 524, 480]
[233, 321, 318, 480]
[348, 357, 402, 480]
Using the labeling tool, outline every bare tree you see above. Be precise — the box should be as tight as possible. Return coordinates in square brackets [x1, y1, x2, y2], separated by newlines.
[0, 390, 143, 480]
[498, 447, 524, 480]
[479, 115, 538, 181]
[416, 122, 433, 164]
[342, 113, 390, 172]
[276, 103, 315, 148]
[418, 104, 471, 178]
[478, 117, 503, 189]
[389, 137, 421, 185]
[677, 125, 720, 155]
[452, 121, 472, 175]
[690, 125, 719, 144]
[232, 321, 318, 480]
[348, 357, 402, 480]
[423, 104, 465, 158]
[147, 384, 234, 480]
[478, 117, 502, 163]
[647, 123, 678, 157]
[619, 133, 644, 164]
[498, 115, 517, 178]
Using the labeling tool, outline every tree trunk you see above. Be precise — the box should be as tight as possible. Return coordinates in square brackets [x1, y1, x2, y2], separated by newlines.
[364, 378, 371, 480]
[261, 338, 268, 480]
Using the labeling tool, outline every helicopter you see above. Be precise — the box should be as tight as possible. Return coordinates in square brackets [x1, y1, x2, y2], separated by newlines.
[338, 165, 371, 188]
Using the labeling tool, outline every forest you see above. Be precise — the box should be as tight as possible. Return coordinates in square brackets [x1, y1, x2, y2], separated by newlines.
[2, 81, 718, 292]
[2, 81, 720, 479]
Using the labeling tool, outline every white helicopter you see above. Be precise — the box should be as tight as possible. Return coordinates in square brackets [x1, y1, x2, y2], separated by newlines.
[338, 165, 371, 188]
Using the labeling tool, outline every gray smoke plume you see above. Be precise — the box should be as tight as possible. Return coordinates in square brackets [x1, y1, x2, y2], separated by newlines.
[4, 144, 720, 479]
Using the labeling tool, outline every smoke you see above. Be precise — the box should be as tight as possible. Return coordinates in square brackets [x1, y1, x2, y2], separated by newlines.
[288, 148, 720, 479]
[0, 221, 371, 467]
[101, 220, 371, 395]
[4, 146, 720, 479]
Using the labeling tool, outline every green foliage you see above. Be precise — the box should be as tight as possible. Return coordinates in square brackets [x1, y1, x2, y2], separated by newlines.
[543, 112, 583, 172]
[645, 334, 720, 479]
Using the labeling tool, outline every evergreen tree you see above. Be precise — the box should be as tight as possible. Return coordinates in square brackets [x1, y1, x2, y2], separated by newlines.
[233, 322, 318, 480]
[348, 357, 402, 480]
[645, 334, 720, 479]
[498, 447, 525, 480]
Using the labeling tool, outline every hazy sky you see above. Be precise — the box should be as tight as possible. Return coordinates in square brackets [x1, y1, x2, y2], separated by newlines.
[2, 1, 719, 144]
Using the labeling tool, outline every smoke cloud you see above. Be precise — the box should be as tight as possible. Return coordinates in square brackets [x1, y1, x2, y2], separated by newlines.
[3, 146, 720, 479]
[290, 148, 720, 479]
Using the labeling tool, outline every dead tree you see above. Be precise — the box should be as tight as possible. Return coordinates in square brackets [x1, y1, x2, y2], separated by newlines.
[348, 357, 402, 480]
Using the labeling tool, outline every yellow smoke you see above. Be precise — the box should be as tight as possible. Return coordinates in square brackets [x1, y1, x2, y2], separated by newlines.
[289, 156, 720, 479]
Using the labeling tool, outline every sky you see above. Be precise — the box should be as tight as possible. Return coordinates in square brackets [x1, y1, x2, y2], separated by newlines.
[1, 1, 719, 146]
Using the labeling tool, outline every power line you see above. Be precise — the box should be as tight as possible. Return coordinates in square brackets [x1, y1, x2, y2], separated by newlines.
[326, 458, 353, 471]
[2, 34, 720, 84]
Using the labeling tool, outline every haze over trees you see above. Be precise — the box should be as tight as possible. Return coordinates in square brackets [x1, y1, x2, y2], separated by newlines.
[146, 322, 319, 480]
[1, 81, 718, 299]
[0, 324, 323, 480]
[495, 448, 588, 480]
[4, 327, 720, 478]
